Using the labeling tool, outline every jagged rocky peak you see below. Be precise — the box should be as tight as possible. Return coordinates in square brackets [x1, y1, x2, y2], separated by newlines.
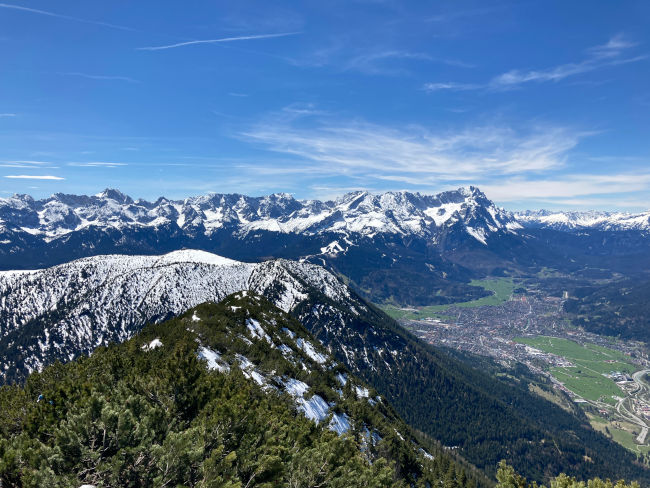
[8, 193, 36, 204]
[333, 190, 375, 211]
[257, 192, 301, 218]
[95, 188, 133, 204]
[427, 185, 488, 207]
[39, 200, 81, 230]
[0, 186, 521, 248]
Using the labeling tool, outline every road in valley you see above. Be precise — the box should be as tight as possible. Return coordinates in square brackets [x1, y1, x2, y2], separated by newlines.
[628, 369, 650, 443]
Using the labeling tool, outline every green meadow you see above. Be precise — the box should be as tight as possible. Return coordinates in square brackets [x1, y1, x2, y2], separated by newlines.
[383, 277, 515, 321]
[515, 336, 638, 405]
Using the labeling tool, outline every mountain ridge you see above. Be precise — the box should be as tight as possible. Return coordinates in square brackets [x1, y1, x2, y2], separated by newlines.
[0, 186, 519, 247]
[0, 292, 482, 487]
[0, 249, 357, 382]
[514, 209, 650, 231]
[5, 187, 649, 243]
[2, 250, 649, 484]
[3, 187, 650, 310]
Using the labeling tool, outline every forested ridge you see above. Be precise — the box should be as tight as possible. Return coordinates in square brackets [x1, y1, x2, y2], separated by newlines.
[294, 288, 650, 485]
[0, 293, 486, 487]
[495, 461, 640, 488]
[564, 278, 650, 342]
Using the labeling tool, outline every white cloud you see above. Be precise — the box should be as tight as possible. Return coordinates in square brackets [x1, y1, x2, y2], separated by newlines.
[427, 6, 503, 23]
[424, 35, 646, 92]
[137, 32, 300, 51]
[4, 175, 64, 180]
[423, 82, 481, 92]
[67, 162, 128, 167]
[61, 72, 139, 83]
[490, 55, 646, 88]
[0, 113, 16, 117]
[0, 163, 52, 166]
[587, 34, 638, 58]
[291, 46, 472, 75]
[343, 50, 433, 75]
[238, 113, 650, 208]
[0, 160, 57, 168]
[479, 173, 650, 202]
[243, 120, 583, 180]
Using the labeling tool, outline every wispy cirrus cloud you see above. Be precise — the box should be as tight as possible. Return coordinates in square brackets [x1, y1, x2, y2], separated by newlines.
[290, 45, 473, 75]
[424, 34, 646, 92]
[67, 162, 128, 168]
[137, 32, 300, 51]
[0, 160, 57, 169]
[0, 3, 133, 31]
[4, 174, 64, 180]
[587, 35, 638, 58]
[242, 117, 585, 180]
[60, 72, 140, 83]
[479, 173, 650, 204]
[0, 113, 16, 117]
[237, 111, 650, 208]
[343, 50, 434, 75]
[423, 82, 481, 92]
[427, 5, 505, 23]
[380, 173, 650, 201]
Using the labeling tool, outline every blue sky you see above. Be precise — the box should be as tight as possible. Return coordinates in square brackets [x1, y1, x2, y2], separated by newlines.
[0, 1, 648, 210]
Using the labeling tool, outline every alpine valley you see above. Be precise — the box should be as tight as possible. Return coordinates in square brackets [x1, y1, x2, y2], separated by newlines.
[2, 188, 650, 487]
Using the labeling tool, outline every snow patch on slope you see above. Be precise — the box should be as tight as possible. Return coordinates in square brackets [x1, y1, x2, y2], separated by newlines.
[329, 412, 351, 434]
[198, 346, 230, 373]
[296, 338, 327, 365]
[141, 338, 163, 351]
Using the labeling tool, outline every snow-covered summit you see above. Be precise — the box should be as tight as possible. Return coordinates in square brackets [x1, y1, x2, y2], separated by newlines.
[514, 209, 650, 231]
[0, 249, 359, 382]
[0, 186, 519, 246]
[154, 249, 241, 267]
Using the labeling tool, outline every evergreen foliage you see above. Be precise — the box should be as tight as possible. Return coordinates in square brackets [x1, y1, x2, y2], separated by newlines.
[293, 286, 650, 485]
[0, 293, 483, 488]
[495, 461, 640, 488]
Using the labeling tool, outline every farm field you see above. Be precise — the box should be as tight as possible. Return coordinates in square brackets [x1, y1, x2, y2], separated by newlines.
[588, 413, 650, 455]
[515, 336, 639, 405]
[551, 367, 622, 405]
[383, 278, 515, 320]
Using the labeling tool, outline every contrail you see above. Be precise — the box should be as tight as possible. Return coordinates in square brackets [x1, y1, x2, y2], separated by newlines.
[137, 32, 300, 51]
[0, 2, 134, 31]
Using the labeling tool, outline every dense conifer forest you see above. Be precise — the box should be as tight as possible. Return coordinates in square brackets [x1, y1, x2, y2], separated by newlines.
[0, 294, 485, 487]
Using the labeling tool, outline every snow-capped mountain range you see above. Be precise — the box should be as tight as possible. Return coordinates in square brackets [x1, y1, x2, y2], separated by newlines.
[514, 209, 650, 231]
[2, 187, 647, 262]
[0, 186, 519, 247]
[1, 186, 648, 306]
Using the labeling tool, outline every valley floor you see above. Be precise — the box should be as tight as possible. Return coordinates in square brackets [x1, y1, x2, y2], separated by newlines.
[392, 286, 650, 457]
